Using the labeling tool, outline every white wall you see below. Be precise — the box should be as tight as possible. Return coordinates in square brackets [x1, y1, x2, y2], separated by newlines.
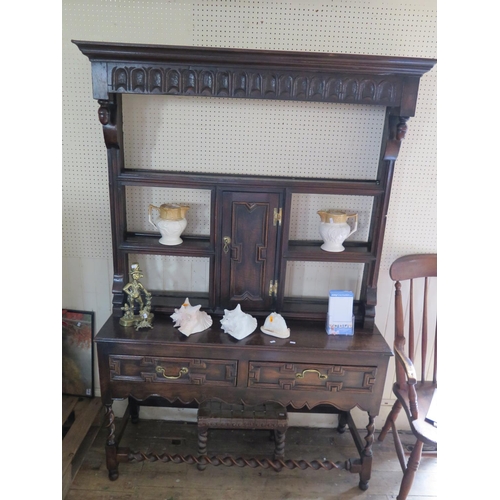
[62, 0, 436, 431]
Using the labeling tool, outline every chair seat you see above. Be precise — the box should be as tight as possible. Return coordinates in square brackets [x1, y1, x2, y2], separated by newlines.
[393, 381, 437, 446]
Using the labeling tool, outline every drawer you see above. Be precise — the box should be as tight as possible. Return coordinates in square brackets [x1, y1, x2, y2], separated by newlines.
[248, 361, 377, 393]
[109, 355, 237, 387]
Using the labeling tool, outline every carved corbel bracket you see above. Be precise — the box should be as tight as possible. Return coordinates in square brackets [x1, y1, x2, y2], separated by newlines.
[383, 115, 410, 161]
[362, 290, 377, 330]
[98, 98, 121, 149]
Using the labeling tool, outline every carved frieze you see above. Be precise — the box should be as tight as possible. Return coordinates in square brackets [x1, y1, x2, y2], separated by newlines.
[109, 65, 400, 105]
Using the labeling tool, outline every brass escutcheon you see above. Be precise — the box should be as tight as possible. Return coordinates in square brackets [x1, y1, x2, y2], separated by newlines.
[295, 369, 328, 380]
[223, 236, 231, 254]
[156, 366, 189, 379]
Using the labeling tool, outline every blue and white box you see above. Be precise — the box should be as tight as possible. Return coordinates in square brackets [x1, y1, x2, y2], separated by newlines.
[326, 290, 354, 335]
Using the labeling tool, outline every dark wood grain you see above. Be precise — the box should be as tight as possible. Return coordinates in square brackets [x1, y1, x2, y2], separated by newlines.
[96, 313, 391, 354]
[73, 41, 435, 490]
[72, 40, 435, 116]
[95, 311, 391, 488]
[72, 40, 436, 74]
[119, 169, 385, 194]
[75, 41, 435, 326]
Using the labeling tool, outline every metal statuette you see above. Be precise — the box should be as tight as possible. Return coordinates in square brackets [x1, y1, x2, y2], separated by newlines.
[120, 263, 154, 330]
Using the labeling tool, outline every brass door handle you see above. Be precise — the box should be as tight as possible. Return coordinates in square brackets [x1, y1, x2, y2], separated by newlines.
[223, 236, 231, 253]
[295, 369, 327, 380]
[156, 366, 189, 379]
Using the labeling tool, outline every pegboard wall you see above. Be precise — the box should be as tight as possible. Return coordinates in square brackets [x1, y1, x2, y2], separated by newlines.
[126, 186, 211, 235]
[285, 261, 364, 299]
[123, 95, 386, 179]
[63, 0, 436, 301]
[290, 193, 373, 241]
[128, 254, 210, 293]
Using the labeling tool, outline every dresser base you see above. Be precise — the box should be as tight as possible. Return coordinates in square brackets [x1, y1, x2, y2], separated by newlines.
[104, 400, 374, 491]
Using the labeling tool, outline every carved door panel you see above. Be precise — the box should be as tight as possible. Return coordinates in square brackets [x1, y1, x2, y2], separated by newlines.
[219, 191, 282, 312]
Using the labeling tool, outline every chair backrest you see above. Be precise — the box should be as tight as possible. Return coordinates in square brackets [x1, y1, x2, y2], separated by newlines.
[389, 254, 437, 399]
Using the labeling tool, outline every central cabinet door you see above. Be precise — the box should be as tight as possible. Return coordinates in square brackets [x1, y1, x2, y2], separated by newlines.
[219, 191, 282, 312]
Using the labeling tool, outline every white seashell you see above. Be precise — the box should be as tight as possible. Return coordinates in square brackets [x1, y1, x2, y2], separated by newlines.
[170, 297, 213, 336]
[260, 312, 290, 339]
[220, 304, 257, 340]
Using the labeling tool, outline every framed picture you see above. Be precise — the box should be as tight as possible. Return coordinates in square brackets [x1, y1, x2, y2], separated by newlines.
[62, 309, 95, 397]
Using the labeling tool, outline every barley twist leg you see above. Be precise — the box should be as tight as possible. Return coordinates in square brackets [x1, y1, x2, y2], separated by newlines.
[197, 427, 208, 471]
[359, 414, 375, 491]
[273, 430, 286, 460]
[104, 404, 119, 481]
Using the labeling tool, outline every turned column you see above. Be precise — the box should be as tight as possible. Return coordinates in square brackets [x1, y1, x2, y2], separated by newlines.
[104, 404, 119, 481]
[358, 413, 375, 491]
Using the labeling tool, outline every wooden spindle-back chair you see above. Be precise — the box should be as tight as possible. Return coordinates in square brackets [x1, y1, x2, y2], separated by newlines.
[378, 253, 437, 500]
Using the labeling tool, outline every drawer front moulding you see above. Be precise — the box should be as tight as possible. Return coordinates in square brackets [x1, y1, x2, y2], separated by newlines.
[109, 355, 238, 387]
[248, 361, 377, 393]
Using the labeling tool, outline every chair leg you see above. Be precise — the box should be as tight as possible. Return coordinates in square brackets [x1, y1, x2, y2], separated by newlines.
[396, 439, 424, 500]
[378, 399, 402, 442]
[392, 421, 407, 472]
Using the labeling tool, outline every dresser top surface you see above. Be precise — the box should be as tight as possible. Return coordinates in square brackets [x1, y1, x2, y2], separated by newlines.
[96, 314, 392, 356]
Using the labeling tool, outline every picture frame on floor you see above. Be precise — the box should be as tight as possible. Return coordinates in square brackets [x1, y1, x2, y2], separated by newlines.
[62, 309, 95, 397]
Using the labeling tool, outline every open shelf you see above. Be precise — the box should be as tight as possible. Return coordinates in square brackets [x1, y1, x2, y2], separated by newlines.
[285, 240, 374, 263]
[119, 169, 385, 196]
[150, 291, 210, 314]
[281, 297, 363, 324]
[120, 233, 214, 257]
[73, 39, 436, 328]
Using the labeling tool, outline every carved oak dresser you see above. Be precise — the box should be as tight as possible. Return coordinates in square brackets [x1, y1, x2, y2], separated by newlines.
[73, 40, 436, 490]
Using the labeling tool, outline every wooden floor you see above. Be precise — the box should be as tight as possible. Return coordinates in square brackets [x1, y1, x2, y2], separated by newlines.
[66, 413, 437, 500]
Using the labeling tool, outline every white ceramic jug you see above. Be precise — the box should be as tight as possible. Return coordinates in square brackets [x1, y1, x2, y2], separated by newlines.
[148, 203, 189, 246]
[317, 210, 358, 252]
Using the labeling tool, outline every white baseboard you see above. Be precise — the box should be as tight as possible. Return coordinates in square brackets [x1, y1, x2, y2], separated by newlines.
[100, 394, 410, 432]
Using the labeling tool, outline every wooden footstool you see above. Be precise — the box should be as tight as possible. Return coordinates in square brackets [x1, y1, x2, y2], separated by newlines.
[197, 401, 288, 470]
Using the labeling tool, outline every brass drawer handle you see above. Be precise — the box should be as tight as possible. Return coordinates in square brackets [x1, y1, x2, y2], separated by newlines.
[295, 369, 327, 380]
[223, 236, 231, 254]
[156, 366, 189, 379]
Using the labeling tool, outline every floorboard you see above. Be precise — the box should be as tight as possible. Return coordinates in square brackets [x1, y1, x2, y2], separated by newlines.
[67, 418, 437, 499]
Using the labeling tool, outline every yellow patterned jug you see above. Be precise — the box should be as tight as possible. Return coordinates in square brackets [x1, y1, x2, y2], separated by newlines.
[148, 204, 189, 246]
[317, 210, 358, 252]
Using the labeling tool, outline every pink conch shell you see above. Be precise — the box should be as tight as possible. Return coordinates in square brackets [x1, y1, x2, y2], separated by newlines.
[170, 297, 213, 336]
[220, 304, 257, 340]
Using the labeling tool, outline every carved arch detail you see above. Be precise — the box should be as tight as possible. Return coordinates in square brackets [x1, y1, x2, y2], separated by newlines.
[109, 64, 401, 105]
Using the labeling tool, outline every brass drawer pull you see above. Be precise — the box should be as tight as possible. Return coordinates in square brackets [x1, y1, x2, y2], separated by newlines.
[223, 236, 231, 254]
[156, 366, 189, 379]
[295, 369, 327, 380]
